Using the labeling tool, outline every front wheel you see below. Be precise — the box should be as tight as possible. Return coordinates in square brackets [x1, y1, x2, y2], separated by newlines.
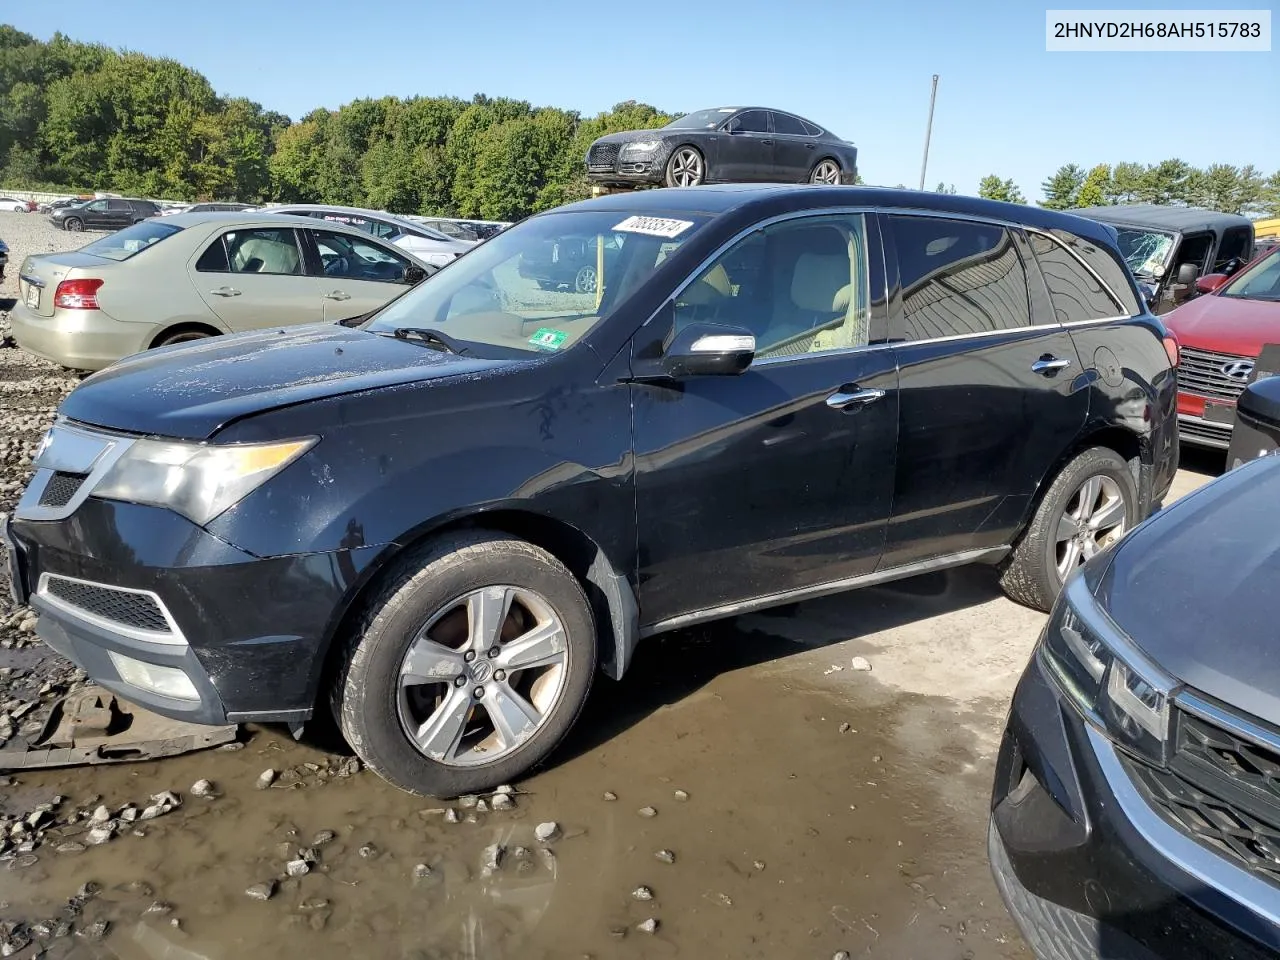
[809, 160, 842, 185]
[64, 218, 83, 232]
[664, 146, 705, 187]
[332, 532, 596, 797]
[999, 447, 1137, 611]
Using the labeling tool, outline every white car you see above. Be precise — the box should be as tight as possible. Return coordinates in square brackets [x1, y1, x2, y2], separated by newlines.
[267, 204, 474, 267]
[0, 197, 31, 213]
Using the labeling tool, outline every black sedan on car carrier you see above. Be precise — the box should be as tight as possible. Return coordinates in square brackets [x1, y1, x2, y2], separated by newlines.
[2, 184, 1176, 797]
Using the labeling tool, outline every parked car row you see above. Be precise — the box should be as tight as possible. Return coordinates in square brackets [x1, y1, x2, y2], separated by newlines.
[0, 196, 37, 213]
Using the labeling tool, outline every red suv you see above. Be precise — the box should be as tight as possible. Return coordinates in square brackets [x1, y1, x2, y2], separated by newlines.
[1165, 244, 1280, 448]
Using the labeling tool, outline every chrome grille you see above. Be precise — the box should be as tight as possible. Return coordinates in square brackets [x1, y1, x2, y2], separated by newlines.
[1178, 346, 1255, 401]
[38, 471, 87, 508]
[587, 143, 619, 170]
[40, 575, 172, 634]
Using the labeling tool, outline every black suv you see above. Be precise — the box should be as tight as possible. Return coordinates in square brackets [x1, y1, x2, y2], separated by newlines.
[50, 197, 161, 232]
[2, 186, 1179, 797]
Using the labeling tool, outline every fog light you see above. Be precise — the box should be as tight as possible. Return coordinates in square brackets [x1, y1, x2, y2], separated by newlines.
[108, 652, 199, 701]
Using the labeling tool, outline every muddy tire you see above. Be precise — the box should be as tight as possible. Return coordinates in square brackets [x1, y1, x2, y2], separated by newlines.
[331, 531, 596, 797]
[999, 447, 1137, 612]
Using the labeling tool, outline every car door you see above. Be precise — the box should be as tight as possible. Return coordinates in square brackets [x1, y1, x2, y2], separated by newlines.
[770, 112, 817, 182]
[78, 200, 109, 228]
[632, 212, 898, 627]
[106, 199, 134, 229]
[303, 228, 419, 322]
[880, 212, 1088, 568]
[715, 109, 775, 183]
[190, 226, 326, 332]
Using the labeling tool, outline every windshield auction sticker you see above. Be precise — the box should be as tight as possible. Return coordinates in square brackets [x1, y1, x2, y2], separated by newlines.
[613, 216, 695, 239]
[529, 328, 569, 351]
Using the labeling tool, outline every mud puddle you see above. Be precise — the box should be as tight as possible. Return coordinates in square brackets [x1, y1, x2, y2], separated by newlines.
[1, 584, 1030, 960]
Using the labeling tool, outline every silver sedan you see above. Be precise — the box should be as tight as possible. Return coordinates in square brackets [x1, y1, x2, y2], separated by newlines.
[10, 212, 435, 371]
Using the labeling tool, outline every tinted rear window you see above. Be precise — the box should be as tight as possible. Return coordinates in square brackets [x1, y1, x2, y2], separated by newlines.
[79, 221, 182, 262]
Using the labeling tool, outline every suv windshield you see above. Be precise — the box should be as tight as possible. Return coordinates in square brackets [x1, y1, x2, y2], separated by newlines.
[665, 108, 739, 130]
[1114, 227, 1176, 279]
[365, 209, 708, 356]
[1220, 246, 1280, 301]
[79, 221, 183, 261]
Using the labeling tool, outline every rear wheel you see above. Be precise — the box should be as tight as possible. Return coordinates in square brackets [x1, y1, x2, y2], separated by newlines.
[153, 329, 215, 349]
[999, 447, 1137, 611]
[810, 159, 842, 184]
[64, 218, 83, 232]
[664, 147, 705, 187]
[332, 532, 596, 797]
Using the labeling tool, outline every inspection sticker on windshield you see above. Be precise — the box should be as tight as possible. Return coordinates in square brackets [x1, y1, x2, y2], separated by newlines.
[613, 216, 695, 239]
[529, 328, 569, 351]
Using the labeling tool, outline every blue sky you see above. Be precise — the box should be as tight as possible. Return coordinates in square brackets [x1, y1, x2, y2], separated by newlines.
[8, 0, 1277, 200]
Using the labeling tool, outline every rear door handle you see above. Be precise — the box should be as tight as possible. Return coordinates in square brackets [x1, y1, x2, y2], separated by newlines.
[761, 139, 774, 145]
[324, 290, 352, 301]
[1031, 356, 1073, 376]
[209, 286, 241, 297]
[826, 386, 886, 411]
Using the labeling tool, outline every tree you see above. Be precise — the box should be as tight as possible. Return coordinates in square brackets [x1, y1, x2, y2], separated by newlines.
[934, 181, 956, 194]
[1108, 162, 1146, 203]
[1263, 171, 1280, 218]
[978, 174, 1025, 204]
[1137, 159, 1195, 205]
[1041, 163, 1084, 210]
[1075, 164, 1112, 208]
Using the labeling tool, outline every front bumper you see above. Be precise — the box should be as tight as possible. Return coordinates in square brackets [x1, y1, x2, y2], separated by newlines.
[586, 160, 663, 186]
[8, 300, 153, 371]
[991, 652, 1280, 958]
[4, 497, 383, 726]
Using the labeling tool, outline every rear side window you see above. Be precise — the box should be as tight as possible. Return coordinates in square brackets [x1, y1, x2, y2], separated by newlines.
[195, 236, 230, 272]
[801, 120, 823, 136]
[197, 228, 303, 275]
[890, 215, 1031, 340]
[772, 113, 808, 135]
[1029, 231, 1131, 322]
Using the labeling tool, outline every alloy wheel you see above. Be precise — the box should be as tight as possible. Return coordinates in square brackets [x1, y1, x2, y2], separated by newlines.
[669, 148, 704, 187]
[811, 160, 842, 185]
[574, 265, 597, 295]
[66, 219, 83, 232]
[1054, 475, 1127, 579]
[397, 586, 569, 768]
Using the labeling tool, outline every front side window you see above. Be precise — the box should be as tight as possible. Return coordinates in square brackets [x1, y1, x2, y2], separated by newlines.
[1221, 246, 1280, 301]
[673, 214, 872, 359]
[79, 221, 183, 262]
[365, 210, 709, 357]
[311, 229, 414, 283]
[198, 228, 303, 275]
[728, 110, 770, 134]
[1030, 231, 1127, 323]
[84, 200, 107, 213]
[891, 215, 1031, 339]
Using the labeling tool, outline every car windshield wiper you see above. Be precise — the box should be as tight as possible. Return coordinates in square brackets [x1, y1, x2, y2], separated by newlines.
[390, 327, 470, 355]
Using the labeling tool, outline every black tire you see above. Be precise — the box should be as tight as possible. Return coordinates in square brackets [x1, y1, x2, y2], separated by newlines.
[154, 330, 214, 349]
[64, 218, 83, 232]
[999, 447, 1137, 611]
[331, 531, 596, 797]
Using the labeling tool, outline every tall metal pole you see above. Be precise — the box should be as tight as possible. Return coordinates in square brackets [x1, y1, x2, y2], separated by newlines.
[918, 74, 939, 191]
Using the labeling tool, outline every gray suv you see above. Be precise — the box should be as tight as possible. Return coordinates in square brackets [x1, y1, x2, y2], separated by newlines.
[51, 198, 161, 232]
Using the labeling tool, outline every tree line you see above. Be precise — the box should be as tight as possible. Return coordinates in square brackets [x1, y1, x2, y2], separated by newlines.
[3, 26, 1278, 221]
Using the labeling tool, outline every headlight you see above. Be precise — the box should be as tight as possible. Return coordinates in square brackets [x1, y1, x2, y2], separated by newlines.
[620, 140, 661, 155]
[1042, 574, 1176, 765]
[93, 437, 316, 525]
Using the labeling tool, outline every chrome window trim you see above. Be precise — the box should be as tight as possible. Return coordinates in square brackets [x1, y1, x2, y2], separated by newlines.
[35, 572, 188, 647]
[1177, 691, 1280, 757]
[1088, 724, 1280, 927]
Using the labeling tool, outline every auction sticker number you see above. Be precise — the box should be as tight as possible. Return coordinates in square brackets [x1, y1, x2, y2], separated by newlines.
[529, 328, 569, 351]
[24, 285, 38, 310]
[613, 216, 695, 239]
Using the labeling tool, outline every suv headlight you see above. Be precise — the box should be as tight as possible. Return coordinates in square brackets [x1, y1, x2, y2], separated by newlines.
[93, 437, 316, 526]
[1042, 574, 1176, 765]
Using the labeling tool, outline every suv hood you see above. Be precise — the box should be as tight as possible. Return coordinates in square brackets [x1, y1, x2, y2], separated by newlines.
[1163, 292, 1280, 357]
[60, 324, 506, 441]
[1096, 457, 1280, 729]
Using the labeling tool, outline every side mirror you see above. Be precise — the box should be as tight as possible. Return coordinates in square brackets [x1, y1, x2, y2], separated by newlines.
[1175, 262, 1200, 286]
[1195, 273, 1229, 294]
[663, 322, 756, 378]
[404, 265, 428, 285]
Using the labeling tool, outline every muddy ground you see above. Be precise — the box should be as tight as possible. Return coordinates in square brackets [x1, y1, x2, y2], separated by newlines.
[0, 212, 1221, 959]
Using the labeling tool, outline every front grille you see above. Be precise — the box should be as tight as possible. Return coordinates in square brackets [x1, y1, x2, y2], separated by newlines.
[1177, 415, 1232, 449]
[38, 471, 87, 507]
[42, 576, 170, 633]
[1178, 346, 1254, 401]
[587, 143, 619, 170]
[1124, 708, 1280, 888]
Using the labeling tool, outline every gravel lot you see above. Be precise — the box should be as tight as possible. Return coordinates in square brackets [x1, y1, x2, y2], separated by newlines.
[0, 211, 1222, 959]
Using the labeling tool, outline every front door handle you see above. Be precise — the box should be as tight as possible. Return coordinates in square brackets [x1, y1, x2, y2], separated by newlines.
[826, 387, 886, 411]
[209, 286, 241, 297]
[1031, 356, 1073, 376]
[806, 143, 816, 150]
[324, 290, 352, 301]
[761, 139, 774, 145]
